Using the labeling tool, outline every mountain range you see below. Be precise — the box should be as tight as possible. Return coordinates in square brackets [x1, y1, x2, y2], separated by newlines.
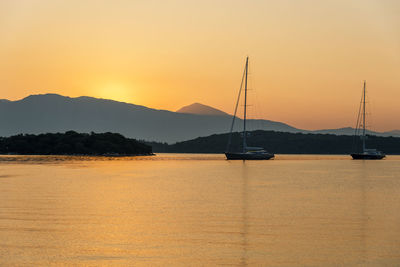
[0, 94, 398, 143]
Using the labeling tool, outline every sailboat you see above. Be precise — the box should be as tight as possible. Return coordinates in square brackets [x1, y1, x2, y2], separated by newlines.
[225, 57, 274, 160]
[350, 81, 385, 160]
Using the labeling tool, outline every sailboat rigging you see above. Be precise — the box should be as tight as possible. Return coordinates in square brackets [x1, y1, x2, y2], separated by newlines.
[350, 81, 385, 160]
[225, 57, 274, 160]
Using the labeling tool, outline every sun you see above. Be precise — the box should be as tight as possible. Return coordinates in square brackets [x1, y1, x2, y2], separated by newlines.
[95, 82, 133, 103]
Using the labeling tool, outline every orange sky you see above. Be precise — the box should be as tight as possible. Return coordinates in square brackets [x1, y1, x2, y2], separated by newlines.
[0, 0, 399, 131]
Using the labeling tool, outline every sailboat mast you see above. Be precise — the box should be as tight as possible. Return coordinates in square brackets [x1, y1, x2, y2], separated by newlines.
[362, 81, 366, 152]
[243, 57, 249, 153]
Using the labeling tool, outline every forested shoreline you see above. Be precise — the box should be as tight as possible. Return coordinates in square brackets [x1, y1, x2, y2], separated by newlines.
[0, 131, 153, 156]
[147, 130, 400, 154]
[1, 130, 399, 156]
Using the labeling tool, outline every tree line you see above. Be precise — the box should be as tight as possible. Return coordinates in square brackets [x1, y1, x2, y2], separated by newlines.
[2, 130, 399, 155]
[147, 130, 400, 154]
[0, 131, 152, 156]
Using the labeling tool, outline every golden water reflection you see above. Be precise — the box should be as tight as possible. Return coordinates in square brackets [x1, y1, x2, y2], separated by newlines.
[0, 154, 400, 266]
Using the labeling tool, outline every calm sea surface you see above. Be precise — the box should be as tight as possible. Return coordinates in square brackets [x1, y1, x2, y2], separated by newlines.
[1, 154, 400, 266]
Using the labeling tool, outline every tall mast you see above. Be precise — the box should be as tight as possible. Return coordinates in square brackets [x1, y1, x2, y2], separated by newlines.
[243, 57, 249, 153]
[362, 80, 366, 152]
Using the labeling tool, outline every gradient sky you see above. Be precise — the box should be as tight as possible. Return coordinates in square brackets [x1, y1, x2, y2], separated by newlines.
[0, 0, 399, 131]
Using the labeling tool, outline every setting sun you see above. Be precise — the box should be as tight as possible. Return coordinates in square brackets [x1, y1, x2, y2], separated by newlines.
[95, 82, 133, 103]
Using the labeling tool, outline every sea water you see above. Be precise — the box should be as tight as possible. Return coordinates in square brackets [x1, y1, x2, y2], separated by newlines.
[0, 154, 400, 266]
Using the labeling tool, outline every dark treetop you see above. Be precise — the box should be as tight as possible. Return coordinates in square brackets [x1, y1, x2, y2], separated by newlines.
[147, 130, 400, 154]
[0, 131, 152, 156]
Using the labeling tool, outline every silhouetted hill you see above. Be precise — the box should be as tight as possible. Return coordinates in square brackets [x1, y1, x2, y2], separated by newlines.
[0, 94, 299, 142]
[310, 127, 398, 137]
[176, 103, 228, 116]
[0, 94, 398, 142]
[385, 130, 400, 137]
[148, 130, 400, 155]
[0, 131, 152, 156]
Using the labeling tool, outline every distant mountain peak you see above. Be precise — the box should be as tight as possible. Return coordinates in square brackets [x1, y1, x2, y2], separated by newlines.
[18, 93, 73, 103]
[23, 93, 66, 99]
[176, 103, 228, 116]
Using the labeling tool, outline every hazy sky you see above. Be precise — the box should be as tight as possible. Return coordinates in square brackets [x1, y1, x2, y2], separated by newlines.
[0, 0, 399, 131]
